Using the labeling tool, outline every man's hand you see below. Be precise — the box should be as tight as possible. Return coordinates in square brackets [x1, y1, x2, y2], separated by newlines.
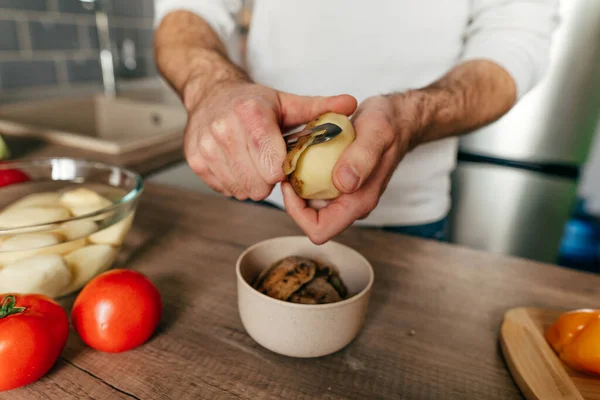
[283, 60, 517, 244]
[183, 80, 357, 200]
[154, 10, 518, 242]
[155, 10, 357, 201]
[282, 94, 416, 244]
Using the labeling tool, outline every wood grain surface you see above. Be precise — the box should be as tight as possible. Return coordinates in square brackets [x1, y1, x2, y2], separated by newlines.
[501, 308, 600, 400]
[4, 183, 600, 400]
[501, 308, 584, 400]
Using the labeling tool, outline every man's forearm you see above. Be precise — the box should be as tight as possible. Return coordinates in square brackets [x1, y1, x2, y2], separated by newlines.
[154, 11, 249, 109]
[397, 60, 517, 150]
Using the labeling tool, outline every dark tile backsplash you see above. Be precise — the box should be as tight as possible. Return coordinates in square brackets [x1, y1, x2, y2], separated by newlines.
[29, 21, 80, 50]
[87, 25, 100, 49]
[0, 0, 156, 92]
[66, 57, 103, 83]
[0, 20, 19, 51]
[57, 0, 91, 14]
[0, 60, 57, 89]
[108, 26, 153, 52]
[110, 27, 139, 50]
[137, 28, 154, 49]
[0, 0, 47, 11]
[110, 0, 153, 18]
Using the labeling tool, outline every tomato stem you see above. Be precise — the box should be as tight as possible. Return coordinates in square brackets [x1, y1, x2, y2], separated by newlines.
[0, 295, 26, 318]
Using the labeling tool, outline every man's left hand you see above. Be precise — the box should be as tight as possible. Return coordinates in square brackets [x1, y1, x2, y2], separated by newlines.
[282, 94, 420, 244]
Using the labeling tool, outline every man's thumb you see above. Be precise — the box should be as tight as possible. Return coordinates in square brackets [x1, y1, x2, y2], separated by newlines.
[332, 129, 391, 194]
[277, 92, 357, 127]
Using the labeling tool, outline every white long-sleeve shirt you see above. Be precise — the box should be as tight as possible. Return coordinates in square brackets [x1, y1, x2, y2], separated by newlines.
[155, 0, 559, 226]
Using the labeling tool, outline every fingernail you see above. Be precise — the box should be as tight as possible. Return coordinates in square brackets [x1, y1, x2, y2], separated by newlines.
[338, 165, 360, 192]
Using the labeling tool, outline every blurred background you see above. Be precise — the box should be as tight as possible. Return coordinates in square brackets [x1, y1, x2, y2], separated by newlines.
[0, 0, 157, 96]
[0, 0, 598, 271]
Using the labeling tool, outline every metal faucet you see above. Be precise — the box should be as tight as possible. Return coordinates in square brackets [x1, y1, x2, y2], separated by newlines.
[80, 0, 117, 97]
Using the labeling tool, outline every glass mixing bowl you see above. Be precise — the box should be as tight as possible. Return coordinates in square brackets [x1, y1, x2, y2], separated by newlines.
[0, 158, 143, 298]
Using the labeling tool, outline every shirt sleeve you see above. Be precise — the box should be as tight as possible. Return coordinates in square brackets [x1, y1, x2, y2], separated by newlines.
[460, 0, 560, 99]
[154, 0, 243, 44]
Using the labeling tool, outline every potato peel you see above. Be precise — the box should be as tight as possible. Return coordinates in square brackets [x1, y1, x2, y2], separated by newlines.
[253, 256, 317, 301]
[282, 134, 317, 175]
[253, 256, 348, 304]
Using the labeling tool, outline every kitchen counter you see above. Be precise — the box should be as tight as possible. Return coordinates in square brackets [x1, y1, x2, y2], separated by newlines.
[4, 134, 184, 178]
[3, 183, 600, 400]
[1, 78, 186, 178]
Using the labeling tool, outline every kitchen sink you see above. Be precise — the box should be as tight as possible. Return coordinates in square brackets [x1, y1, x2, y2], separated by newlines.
[117, 86, 184, 107]
[0, 92, 187, 154]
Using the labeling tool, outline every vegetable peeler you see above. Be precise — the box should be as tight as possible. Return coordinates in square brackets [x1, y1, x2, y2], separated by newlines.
[283, 123, 342, 152]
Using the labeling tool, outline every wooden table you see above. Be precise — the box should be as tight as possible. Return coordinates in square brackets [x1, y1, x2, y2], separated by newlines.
[3, 184, 600, 400]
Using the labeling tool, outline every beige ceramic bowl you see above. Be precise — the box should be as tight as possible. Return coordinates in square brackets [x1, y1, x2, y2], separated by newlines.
[236, 236, 374, 358]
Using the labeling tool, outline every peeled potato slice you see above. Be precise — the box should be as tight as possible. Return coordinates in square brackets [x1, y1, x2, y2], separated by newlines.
[4, 192, 62, 210]
[0, 254, 72, 297]
[0, 233, 87, 265]
[0, 206, 71, 228]
[0, 233, 61, 252]
[60, 187, 108, 207]
[89, 212, 134, 246]
[61, 244, 117, 295]
[69, 205, 114, 218]
[58, 220, 98, 241]
[283, 112, 356, 200]
[60, 188, 113, 217]
[0, 237, 86, 265]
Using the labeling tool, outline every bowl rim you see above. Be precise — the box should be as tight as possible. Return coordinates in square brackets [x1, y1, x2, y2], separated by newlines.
[236, 235, 375, 310]
[0, 157, 143, 234]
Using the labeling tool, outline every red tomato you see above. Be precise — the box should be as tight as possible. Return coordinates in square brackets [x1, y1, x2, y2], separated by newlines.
[0, 168, 30, 187]
[0, 294, 69, 392]
[71, 269, 162, 353]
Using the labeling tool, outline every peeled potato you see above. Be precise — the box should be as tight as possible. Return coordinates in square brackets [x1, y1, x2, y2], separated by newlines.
[0, 236, 86, 265]
[69, 205, 114, 218]
[60, 187, 108, 207]
[61, 244, 117, 295]
[60, 188, 113, 217]
[0, 206, 70, 229]
[283, 112, 355, 200]
[0, 233, 61, 252]
[4, 192, 62, 210]
[0, 254, 72, 297]
[89, 212, 134, 246]
[58, 220, 98, 241]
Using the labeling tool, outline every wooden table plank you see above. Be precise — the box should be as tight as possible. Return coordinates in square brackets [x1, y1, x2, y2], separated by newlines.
[4, 183, 600, 399]
[0, 358, 132, 400]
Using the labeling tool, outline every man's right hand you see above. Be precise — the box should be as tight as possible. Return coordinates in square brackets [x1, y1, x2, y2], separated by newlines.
[182, 79, 357, 201]
[154, 10, 355, 201]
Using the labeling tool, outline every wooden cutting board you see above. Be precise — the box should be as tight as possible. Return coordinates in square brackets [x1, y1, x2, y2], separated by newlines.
[501, 307, 600, 400]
